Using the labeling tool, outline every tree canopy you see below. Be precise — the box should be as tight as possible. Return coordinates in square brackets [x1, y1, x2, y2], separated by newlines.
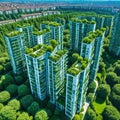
[8, 99, 20, 111]
[103, 105, 120, 120]
[35, 109, 48, 120]
[97, 84, 111, 100]
[18, 84, 30, 97]
[0, 91, 10, 103]
[0, 106, 16, 120]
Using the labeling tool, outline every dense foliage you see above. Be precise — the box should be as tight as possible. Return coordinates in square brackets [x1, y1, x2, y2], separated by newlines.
[0, 11, 120, 120]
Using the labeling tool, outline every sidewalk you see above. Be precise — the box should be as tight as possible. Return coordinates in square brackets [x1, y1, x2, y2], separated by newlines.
[81, 80, 98, 120]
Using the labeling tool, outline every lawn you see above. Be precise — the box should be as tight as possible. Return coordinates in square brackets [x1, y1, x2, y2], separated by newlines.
[92, 98, 106, 114]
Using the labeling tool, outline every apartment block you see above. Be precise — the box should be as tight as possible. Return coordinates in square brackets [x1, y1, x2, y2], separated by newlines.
[48, 49, 68, 110]
[55, 17, 66, 29]
[25, 41, 58, 100]
[81, 28, 105, 81]
[109, 12, 120, 56]
[65, 57, 90, 118]
[5, 31, 26, 74]
[70, 18, 96, 53]
[40, 21, 64, 49]
[33, 28, 51, 46]
[16, 24, 34, 48]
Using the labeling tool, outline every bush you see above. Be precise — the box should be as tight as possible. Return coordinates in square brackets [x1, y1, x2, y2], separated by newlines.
[18, 84, 30, 97]
[46, 102, 55, 113]
[54, 109, 60, 116]
[35, 109, 48, 120]
[20, 95, 34, 109]
[0, 81, 3, 91]
[27, 101, 40, 115]
[72, 53, 79, 60]
[0, 106, 16, 120]
[87, 93, 94, 102]
[114, 64, 120, 76]
[95, 115, 103, 120]
[17, 112, 33, 120]
[0, 103, 4, 110]
[88, 81, 96, 93]
[14, 76, 24, 85]
[8, 99, 20, 111]
[86, 107, 96, 120]
[0, 91, 10, 103]
[4, 62, 12, 72]
[1, 74, 14, 88]
[112, 84, 120, 95]
[6, 84, 18, 97]
[46, 109, 52, 117]
[73, 114, 80, 120]
[0, 65, 4, 73]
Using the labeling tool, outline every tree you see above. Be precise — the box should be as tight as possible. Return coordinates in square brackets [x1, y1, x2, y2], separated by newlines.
[54, 109, 60, 116]
[50, 40, 58, 47]
[72, 53, 79, 60]
[1, 74, 14, 88]
[47, 46, 53, 52]
[46, 102, 55, 113]
[110, 84, 120, 111]
[45, 109, 52, 117]
[6, 84, 18, 97]
[87, 93, 94, 102]
[86, 107, 96, 120]
[63, 29, 70, 35]
[114, 64, 120, 76]
[103, 105, 120, 120]
[97, 84, 111, 100]
[88, 81, 96, 93]
[17, 112, 33, 120]
[95, 115, 103, 120]
[0, 65, 4, 73]
[0, 81, 3, 91]
[112, 84, 120, 95]
[20, 95, 34, 109]
[18, 84, 30, 97]
[0, 106, 16, 120]
[8, 99, 20, 111]
[27, 101, 40, 115]
[0, 103, 3, 110]
[106, 72, 119, 87]
[14, 76, 24, 85]
[35, 109, 48, 120]
[0, 91, 10, 103]
[73, 114, 80, 120]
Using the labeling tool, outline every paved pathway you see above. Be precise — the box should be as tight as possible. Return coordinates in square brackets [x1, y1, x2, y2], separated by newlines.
[81, 80, 98, 120]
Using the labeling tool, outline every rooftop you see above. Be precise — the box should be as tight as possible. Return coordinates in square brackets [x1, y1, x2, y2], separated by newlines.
[25, 39, 58, 58]
[16, 23, 32, 28]
[42, 21, 62, 27]
[71, 18, 96, 24]
[5, 31, 24, 37]
[49, 49, 67, 62]
[77, 13, 113, 18]
[83, 27, 106, 44]
[67, 55, 88, 76]
[55, 17, 65, 21]
[33, 28, 51, 36]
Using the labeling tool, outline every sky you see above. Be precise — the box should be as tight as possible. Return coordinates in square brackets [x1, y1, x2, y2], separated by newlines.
[0, 0, 120, 2]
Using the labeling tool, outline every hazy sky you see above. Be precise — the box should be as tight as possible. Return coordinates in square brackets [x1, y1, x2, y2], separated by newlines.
[0, 0, 120, 2]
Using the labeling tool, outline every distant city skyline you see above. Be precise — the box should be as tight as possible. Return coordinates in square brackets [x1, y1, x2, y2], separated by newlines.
[1, 0, 120, 2]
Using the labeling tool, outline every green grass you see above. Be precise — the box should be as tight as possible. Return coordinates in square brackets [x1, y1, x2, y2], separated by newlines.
[92, 98, 106, 114]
